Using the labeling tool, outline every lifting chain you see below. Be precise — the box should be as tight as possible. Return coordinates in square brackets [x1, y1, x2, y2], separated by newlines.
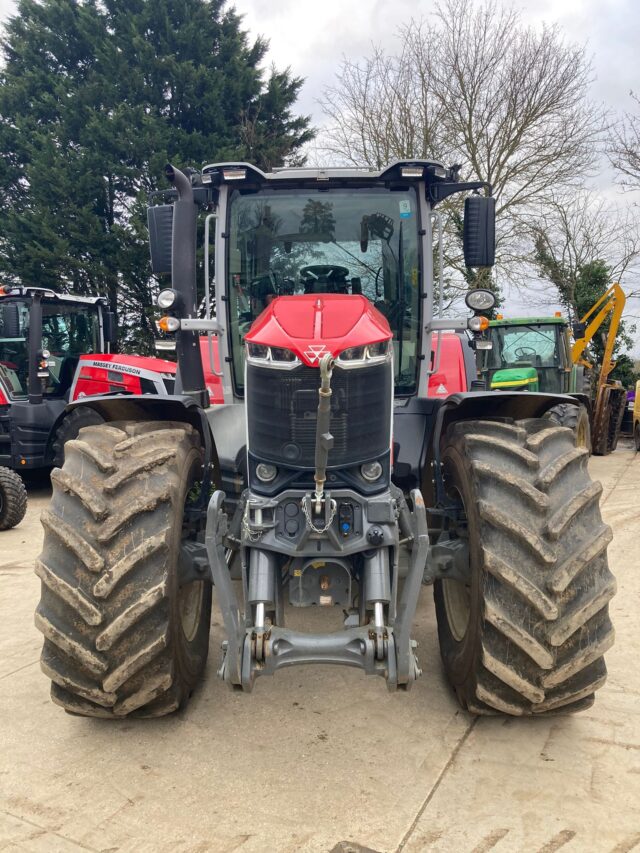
[302, 497, 337, 534]
[242, 503, 264, 542]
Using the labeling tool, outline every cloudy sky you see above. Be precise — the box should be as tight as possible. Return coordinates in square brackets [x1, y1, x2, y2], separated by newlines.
[0, 0, 637, 127]
[0, 0, 639, 339]
[237, 0, 639, 119]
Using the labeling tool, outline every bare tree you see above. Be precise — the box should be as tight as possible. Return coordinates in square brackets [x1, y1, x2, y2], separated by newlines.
[609, 92, 640, 192]
[318, 0, 606, 295]
[531, 189, 640, 318]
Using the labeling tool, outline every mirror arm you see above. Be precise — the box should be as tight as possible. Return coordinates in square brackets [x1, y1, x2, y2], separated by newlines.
[428, 180, 491, 206]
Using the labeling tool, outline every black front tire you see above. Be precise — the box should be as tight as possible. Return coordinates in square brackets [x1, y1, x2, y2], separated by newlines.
[0, 467, 27, 530]
[634, 423, 640, 452]
[433, 418, 615, 716]
[35, 420, 212, 718]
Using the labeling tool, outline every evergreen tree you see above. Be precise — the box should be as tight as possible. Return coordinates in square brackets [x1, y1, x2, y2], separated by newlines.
[0, 0, 314, 350]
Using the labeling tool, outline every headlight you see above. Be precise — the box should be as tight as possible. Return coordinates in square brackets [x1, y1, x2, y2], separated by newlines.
[256, 463, 277, 483]
[270, 347, 297, 362]
[361, 461, 383, 482]
[367, 340, 389, 359]
[339, 345, 366, 362]
[465, 288, 496, 312]
[247, 343, 269, 360]
[246, 343, 300, 366]
[337, 340, 391, 366]
[157, 288, 178, 309]
[468, 315, 489, 332]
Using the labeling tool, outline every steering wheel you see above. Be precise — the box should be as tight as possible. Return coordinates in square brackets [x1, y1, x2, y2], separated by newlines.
[514, 346, 537, 359]
[300, 265, 350, 280]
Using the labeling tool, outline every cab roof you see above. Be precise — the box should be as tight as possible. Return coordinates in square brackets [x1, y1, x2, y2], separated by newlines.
[0, 286, 106, 306]
[201, 159, 453, 185]
[489, 316, 567, 326]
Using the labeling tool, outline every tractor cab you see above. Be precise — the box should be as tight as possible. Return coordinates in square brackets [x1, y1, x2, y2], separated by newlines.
[224, 184, 422, 396]
[480, 315, 573, 393]
[0, 286, 115, 469]
[0, 287, 112, 402]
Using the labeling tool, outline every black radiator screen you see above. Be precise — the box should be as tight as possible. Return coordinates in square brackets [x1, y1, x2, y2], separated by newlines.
[247, 361, 392, 468]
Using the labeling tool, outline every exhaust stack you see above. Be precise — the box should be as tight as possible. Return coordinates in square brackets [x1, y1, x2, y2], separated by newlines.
[165, 163, 208, 407]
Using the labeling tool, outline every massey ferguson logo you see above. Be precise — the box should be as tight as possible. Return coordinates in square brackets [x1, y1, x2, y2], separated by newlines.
[304, 345, 328, 363]
[88, 360, 142, 376]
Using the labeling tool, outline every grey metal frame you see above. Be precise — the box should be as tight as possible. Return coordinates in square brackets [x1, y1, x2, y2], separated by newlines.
[205, 486, 430, 691]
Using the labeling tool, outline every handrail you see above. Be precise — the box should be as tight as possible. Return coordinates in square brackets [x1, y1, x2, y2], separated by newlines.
[204, 212, 223, 378]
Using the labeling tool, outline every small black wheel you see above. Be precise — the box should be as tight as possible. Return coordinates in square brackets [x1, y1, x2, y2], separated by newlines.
[51, 406, 104, 467]
[634, 423, 640, 452]
[0, 467, 27, 530]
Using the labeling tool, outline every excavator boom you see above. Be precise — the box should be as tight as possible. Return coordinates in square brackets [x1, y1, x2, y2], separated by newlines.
[571, 282, 627, 455]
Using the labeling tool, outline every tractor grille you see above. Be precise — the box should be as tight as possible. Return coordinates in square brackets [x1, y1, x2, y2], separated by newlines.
[247, 360, 392, 468]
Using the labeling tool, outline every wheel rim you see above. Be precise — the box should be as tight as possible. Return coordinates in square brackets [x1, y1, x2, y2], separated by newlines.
[576, 417, 588, 449]
[442, 578, 471, 642]
[179, 581, 204, 642]
[440, 483, 472, 643]
[178, 453, 207, 644]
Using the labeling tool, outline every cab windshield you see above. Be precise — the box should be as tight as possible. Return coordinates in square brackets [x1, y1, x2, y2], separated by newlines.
[0, 299, 100, 399]
[226, 186, 422, 394]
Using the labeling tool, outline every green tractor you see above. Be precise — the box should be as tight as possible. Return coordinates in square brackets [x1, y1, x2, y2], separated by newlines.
[479, 315, 592, 449]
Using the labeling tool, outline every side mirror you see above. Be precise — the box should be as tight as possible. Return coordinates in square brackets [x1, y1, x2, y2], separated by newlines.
[463, 196, 495, 267]
[103, 311, 117, 345]
[572, 321, 586, 341]
[1, 303, 20, 338]
[147, 204, 174, 275]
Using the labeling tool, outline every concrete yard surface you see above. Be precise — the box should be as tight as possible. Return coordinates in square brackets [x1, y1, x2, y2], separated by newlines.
[0, 449, 639, 853]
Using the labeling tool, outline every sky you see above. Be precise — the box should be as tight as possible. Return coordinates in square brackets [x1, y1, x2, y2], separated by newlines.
[0, 0, 639, 344]
[236, 0, 640, 119]
[0, 0, 637, 135]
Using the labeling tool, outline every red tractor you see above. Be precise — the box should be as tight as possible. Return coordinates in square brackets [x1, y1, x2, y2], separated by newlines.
[35, 161, 614, 718]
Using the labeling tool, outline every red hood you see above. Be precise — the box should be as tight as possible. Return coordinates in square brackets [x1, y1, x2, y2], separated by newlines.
[245, 294, 391, 367]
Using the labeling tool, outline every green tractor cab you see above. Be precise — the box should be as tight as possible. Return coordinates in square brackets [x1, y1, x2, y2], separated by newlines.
[480, 315, 591, 450]
[481, 315, 577, 394]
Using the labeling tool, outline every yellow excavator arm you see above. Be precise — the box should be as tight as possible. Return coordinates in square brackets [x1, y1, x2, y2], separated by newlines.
[571, 282, 626, 385]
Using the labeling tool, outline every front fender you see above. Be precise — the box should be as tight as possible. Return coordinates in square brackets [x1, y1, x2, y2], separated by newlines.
[424, 391, 581, 506]
[67, 394, 220, 494]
